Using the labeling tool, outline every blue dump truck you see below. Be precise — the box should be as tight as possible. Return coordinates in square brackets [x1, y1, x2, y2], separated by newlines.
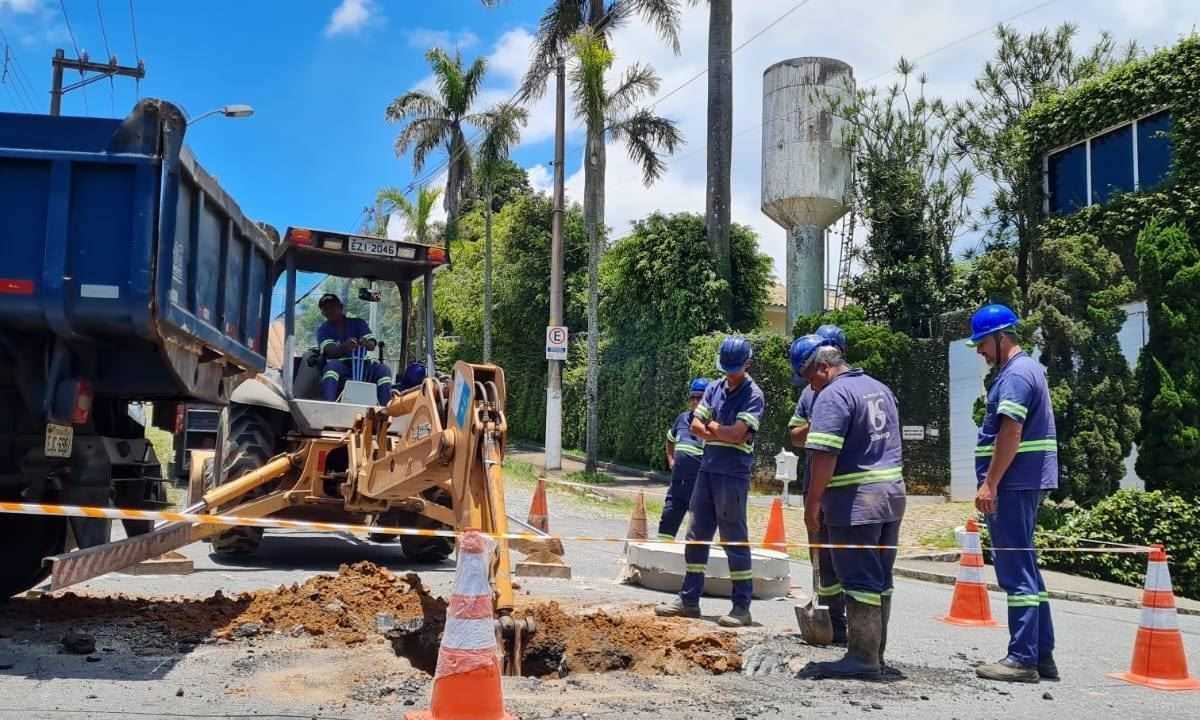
[0, 99, 277, 597]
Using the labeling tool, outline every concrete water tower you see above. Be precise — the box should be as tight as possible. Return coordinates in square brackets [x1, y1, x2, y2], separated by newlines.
[761, 57, 855, 328]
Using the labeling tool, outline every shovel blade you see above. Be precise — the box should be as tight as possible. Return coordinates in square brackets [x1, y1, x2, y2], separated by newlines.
[795, 601, 834, 646]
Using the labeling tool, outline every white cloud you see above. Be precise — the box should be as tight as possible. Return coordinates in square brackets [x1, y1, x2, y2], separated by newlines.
[526, 163, 554, 195]
[0, 0, 40, 13]
[406, 28, 480, 51]
[324, 0, 377, 38]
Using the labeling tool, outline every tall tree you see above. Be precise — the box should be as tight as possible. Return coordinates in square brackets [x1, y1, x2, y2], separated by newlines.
[386, 48, 489, 251]
[951, 24, 1137, 301]
[695, 0, 733, 318]
[836, 59, 973, 337]
[522, 0, 683, 471]
[376, 185, 443, 359]
[475, 103, 529, 362]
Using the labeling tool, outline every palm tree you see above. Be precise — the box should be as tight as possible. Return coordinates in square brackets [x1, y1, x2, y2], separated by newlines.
[386, 48, 488, 250]
[694, 0, 732, 317]
[569, 29, 683, 471]
[376, 185, 443, 360]
[476, 103, 529, 363]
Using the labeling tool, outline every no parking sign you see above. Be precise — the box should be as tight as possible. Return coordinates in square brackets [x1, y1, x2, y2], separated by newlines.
[546, 326, 568, 360]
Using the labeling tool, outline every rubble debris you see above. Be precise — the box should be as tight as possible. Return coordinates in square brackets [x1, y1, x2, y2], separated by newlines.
[61, 630, 96, 655]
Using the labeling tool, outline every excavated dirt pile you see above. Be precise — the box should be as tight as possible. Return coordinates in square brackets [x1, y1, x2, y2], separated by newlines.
[512, 602, 742, 677]
[0, 562, 444, 650]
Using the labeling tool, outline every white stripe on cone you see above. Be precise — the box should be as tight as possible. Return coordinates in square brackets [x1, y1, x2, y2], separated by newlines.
[957, 566, 986, 584]
[1140, 607, 1180, 631]
[454, 552, 494, 597]
[1144, 562, 1173, 592]
[442, 617, 502, 651]
[962, 533, 982, 553]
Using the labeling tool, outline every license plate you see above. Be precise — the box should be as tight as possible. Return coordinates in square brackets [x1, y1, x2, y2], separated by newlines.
[45, 423, 73, 458]
[349, 237, 400, 257]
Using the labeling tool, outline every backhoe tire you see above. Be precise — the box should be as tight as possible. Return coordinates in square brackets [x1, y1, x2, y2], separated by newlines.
[0, 511, 67, 599]
[202, 405, 279, 558]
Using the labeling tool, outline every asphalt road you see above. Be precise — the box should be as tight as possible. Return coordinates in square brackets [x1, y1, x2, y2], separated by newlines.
[0, 481, 1197, 719]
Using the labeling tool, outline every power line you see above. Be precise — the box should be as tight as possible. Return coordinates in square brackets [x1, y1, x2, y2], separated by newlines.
[96, 0, 116, 113]
[0, 28, 40, 109]
[1, 43, 34, 111]
[58, 0, 90, 113]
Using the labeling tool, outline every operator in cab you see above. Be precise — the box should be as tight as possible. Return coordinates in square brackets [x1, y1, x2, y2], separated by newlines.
[316, 293, 393, 405]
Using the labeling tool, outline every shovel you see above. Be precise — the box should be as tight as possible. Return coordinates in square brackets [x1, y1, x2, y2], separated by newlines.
[795, 552, 834, 646]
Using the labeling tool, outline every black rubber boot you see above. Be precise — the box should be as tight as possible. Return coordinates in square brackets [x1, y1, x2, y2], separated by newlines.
[800, 597, 882, 680]
[1038, 655, 1060, 681]
[976, 657, 1039, 683]
[828, 592, 848, 647]
[879, 595, 902, 678]
[654, 597, 701, 618]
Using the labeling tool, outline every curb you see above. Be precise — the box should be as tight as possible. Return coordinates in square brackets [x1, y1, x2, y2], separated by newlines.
[892, 563, 1200, 617]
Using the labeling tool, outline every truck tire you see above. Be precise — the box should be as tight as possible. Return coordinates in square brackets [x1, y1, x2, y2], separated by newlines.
[0, 512, 67, 599]
[202, 406, 278, 557]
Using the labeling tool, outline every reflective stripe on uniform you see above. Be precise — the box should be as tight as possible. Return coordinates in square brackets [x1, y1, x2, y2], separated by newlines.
[1007, 593, 1041, 608]
[695, 404, 713, 421]
[806, 432, 844, 450]
[657, 533, 675, 541]
[736, 412, 760, 431]
[707, 440, 753, 454]
[817, 582, 844, 597]
[827, 466, 903, 488]
[666, 430, 678, 442]
[675, 444, 704, 457]
[685, 563, 707, 574]
[322, 371, 340, 381]
[1038, 591, 1049, 604]
[975, 438, 1058, 456]
[788, 415, 809, 429]
[376, 376, 392, 385]
[997, 400, 1028, 420]
[729, 570, 754, 581]
[320, 339, 335, 351]
[846, 590, 881, 606]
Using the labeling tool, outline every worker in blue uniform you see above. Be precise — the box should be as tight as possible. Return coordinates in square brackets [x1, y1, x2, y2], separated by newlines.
[788, 324, 849, 646]
[968, 304, 1059, 683]
[656, 336, 765, 627]
[396, 362, 428, 392]
[316, 293, 393, 405]
[794, 334, 906, 680]
[658, 378, 709, 540]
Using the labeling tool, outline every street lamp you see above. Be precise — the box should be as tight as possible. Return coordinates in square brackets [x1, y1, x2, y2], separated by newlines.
[188, 104, 255, 126]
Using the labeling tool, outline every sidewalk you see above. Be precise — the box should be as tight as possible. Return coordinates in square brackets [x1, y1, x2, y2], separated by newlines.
[892, 557, 1200, 616]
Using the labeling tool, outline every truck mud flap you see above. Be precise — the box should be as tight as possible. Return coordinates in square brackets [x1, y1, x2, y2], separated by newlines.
[45, 520, 194, 591]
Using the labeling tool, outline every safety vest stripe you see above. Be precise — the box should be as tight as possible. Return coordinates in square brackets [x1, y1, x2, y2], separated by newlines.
[816, 582, 844, 597]
[975, 439, 1058, 456]
[736, 412, 760, 431]
[1144, 562, 1173, 591]
[376, 376, 392, 385]
[997, 400, 1028, 419]
[707, 440, 753, 454]
[1038, 591, 1049, 603]
[695, 405, 713, 421]
[729, 570, 754, 581]
[828, 466, 903, 488]
[788, 416, 810, 429]
[1140, 607, 1179, 631]
[685, 563, 707, 574]
[675, 444, 704, 457]
[1007, 594, 1042, 607]
[846, 590, 881, 606]
[806, 432, 844, 449]
[666, 430, 677, 442]
[322, 371, 340, 381]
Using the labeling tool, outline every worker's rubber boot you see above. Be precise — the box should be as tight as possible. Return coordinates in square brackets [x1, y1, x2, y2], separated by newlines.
[828, 593, 848, 647]
[1038, 655, 1060, 681]
[879, 595, 899, 676]
[802, 597, 882, 680]
[654, 597, 701, 619]
[717, 605, 753, 628]
[975, 657, 1039, 683]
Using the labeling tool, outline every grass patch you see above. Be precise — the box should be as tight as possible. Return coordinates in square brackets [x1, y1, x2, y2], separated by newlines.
[146, 425, 174, 478]
[918, 526, 960, 551]
[563, 470, 618, 486]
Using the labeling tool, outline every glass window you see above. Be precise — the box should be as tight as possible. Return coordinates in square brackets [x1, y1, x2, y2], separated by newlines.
[1047, 143, 1087, 215]
[1137, 111, 1172, 189]
[1090, 124, 1134, 204]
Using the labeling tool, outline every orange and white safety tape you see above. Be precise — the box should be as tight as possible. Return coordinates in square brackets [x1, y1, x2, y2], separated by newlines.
[0, 501, 1154, 553]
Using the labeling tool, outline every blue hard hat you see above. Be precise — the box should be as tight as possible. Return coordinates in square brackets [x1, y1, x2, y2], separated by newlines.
[401, 362, 427, 388]
[789, 334, 831, 385]
[689, 378, 710, 397]
[815, 324, 847, 353]
[716, 336, 753, 374]
[966, 304, 1019, 347]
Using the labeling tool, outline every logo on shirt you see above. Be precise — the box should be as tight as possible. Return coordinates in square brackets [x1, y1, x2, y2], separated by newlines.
[866, 394, 892, 442]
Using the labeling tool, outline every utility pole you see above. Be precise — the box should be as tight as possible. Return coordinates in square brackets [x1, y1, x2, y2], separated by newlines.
[49, 49, 145, 116]
[544, 56, 567, 474]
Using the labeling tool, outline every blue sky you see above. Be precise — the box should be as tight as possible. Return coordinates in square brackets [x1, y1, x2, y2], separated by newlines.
[3, 0, 1196, 295]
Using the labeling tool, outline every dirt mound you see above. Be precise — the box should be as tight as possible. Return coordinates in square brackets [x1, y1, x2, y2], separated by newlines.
[0, 561, 443, 649]
[514, 602, 741, 677]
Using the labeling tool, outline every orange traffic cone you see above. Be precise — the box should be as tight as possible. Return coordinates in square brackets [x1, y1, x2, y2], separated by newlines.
[527, 478, 549, 533]
[763, 497, 787, 553]
[1108, 545, 1200, 691]
[939, 517, 998, 627]
[626, 491, 648, 540]
[406, 530, 516, 720]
